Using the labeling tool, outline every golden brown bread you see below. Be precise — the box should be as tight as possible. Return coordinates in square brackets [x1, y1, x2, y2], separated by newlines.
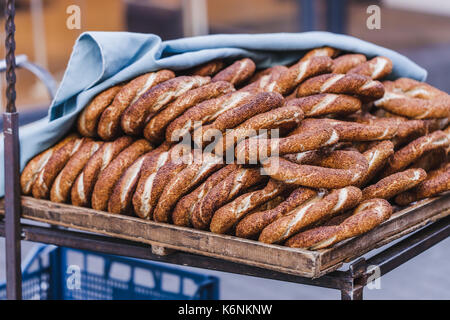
[235, 187, 317, 239]
[285, 198, 392, 249]
[107, 153, 148, 215]
[71, 136, 133, 207]
[91, 139, 152, 211]
[189, 60, 225, 76]
[263, 150, 368, 189]
[331, 54, 367, 74]
[235, 126, 339, 164]
[132, 144, 191, 219]
[362, 168, 427, 201]
[50, 139, 103, 203]
[216, 105, 304, 157]
[191, 167, 266, 230]
[165, 90, 254, 143]
[153, 153, 224, 223]
[32, 136, 86, 199]
[286, 94, 361, 118]
[212, 58, 256, 86]
[144, 81, 234, 144]
[77, 85, 123, 137]
[172, 164, 238, 227]
[290, 118, 398, 142]
[395, 163, 450, 205]
[300, 47, 340, 62]
[21, 133, 79, 195]
[121, 75, 210, 135]
[384, 130, 450, 176]
[210, 179, 287, 234]
[297, 73, 385, 101]
[97, 70, 175, 140]
[375, 78, 450, 119]
[259, 186, 362, 244]
[347, 56, 393, 80]
[197, 92, 283, 147]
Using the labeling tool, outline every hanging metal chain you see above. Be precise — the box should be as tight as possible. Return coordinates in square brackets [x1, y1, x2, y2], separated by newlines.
[5, 0, 16, 113]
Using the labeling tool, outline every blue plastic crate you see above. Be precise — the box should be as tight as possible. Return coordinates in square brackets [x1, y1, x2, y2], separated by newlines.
[0, 245, 219, 300]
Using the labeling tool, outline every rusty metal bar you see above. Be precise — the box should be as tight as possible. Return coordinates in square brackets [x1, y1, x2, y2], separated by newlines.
[3, 0, 22, 300]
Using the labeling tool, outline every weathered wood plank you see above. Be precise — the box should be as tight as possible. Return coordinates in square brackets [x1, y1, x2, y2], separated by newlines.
[317, 195, 450, 271]
[17, 197, 320, 277]
[0, 194, 448, 278]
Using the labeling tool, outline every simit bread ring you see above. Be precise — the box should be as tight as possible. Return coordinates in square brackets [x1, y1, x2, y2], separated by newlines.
[97, 70, 175, 140]
[143, 81, 234, 144]
[361, 168, 427, 201]
[153, 153, 224, 223]
[189, 59, 225, 76]
[248, 65, 288, 84]
[299, 47, 340, 62]
[107, 153, 148, 215]
[409, 148, 447, 172]
[296, 73, 385, 101]
[235, 187, 317, 239]
[374, 78, 450, 119]
[286, 94, 361, 117]
[259, 186, 362, 244]
[191, 167, 266, 230]
[172, 164, 239, 227]
[331, 54, 367, 74]
[269, 56, 333, 95]
[121, 75, 210, 135]
[374, 92, 450, 119]
[285, 198, 392, 249]
[131, 143, 176, 219]
[91, 139, 152, 211]
[395, 163, 450, 206]
[212, 58, 256, 86]
[347, 56, 393, 80]
[77, 85, 123, 137]
[242, 66, 289, 94]
[21, 133, 79, 195]
[71, 136, 134, 207]
[235, 126, 339, 164]
[387, 78, 448, 99]
[216, 105, 304, 157]
[50, 139, 103, 203]
[263, 149, 368, 189]
[32, 136, 86, 199]
[384, 130, 450, 176]
[197, 92, 283, 147]
[210, 179, 287, 234]
[352, 114, 427, 147]
[108, 142, 181, 215]
[290, 118, 397, 142]
[165, 90, 254, 142]
[357, 140, 394, 186]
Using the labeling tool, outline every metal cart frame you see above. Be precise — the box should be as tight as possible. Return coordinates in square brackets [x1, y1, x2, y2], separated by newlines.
[2, 0, 449, 300]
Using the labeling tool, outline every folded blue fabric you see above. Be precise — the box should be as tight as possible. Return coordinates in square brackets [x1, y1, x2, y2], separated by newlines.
[0, 31, 427, 196]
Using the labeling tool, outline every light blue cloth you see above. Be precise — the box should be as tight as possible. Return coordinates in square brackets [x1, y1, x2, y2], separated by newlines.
[0, 31, 427, 196]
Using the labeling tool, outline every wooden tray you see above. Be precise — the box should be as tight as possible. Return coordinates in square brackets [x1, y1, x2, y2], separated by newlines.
[1, 195, 449, 278]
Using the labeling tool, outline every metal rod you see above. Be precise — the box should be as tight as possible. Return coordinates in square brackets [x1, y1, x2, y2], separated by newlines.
[5, 0, 17, 113]
[0, 221, 353, 291]
[364, 215, 450, 280]
[3, 113, 22, 300]
[4, 0, 22, 300]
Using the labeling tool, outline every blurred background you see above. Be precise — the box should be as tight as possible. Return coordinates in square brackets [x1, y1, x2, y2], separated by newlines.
[0, 0, 449, 299]
[1, 0, 450, 112]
